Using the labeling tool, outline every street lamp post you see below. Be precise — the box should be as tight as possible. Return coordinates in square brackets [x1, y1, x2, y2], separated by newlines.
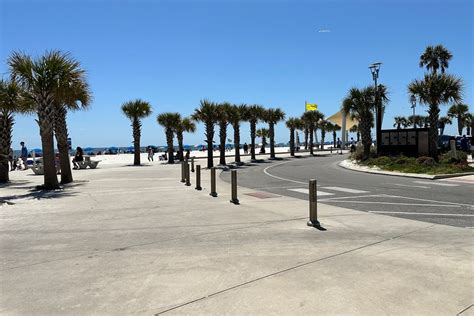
[410, 95, 417, 128]
[369, 62, 382, 154]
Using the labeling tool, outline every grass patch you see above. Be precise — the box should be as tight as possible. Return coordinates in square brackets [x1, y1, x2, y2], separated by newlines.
[357, 154, 474, 175]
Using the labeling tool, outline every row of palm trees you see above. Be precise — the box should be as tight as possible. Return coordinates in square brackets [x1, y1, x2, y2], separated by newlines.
[0, 51, 91, 187]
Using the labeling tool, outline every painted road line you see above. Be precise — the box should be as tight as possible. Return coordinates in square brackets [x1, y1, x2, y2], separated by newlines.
[369, 211, 473, 217]
[319, 194, 384, 201]
[288, 188, 334, 196]
[324, 201, 461, 207]
[392, 183, 430, 189]
[322, 186, 369, 194]
[380, 194, 474, 208]
[263, 161, 307, 185]
[413, 180, 459, 187]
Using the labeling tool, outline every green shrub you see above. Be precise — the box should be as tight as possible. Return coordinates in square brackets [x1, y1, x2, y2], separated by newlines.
[350, 144, 377, 161]
[416, 156, 435, 166]
[395, 156, 412, 165]
[373, 156, 392, 166]
[439, 151, 467, 164]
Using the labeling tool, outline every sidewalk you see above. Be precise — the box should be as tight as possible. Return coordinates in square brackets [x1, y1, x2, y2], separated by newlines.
[1, 156, 472, 315]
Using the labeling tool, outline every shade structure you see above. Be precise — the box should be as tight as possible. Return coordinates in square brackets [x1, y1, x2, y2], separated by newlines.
[327, 110, 358, 130]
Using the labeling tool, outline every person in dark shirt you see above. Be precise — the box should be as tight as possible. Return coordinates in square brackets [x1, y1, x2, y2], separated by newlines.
[72, 147, 84, 169]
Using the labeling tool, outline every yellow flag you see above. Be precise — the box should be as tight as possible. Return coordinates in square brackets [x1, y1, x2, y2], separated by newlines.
[305, 102, 318, 111]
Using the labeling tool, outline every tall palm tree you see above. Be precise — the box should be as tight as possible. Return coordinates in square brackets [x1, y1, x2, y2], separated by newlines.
[419, 44, 453, 74]
[0, 78, 32, 183]
[121, 99, 152, 166]
[407, 115, 424, 129]
[301, 110, 324, 156]
[393, 116, 408, 129]
[464, 113, 473, 136]
[438, 116, 452, 135]
[332, 123, 341, 146]
[175, 116, 196, 161]
[216, 102, 231, 165]
[408, 73, 463, 159]
[9, 50, 89, 189]
[286, 117, 300, 157]
[263, 108, 285, 159]
[157, 112, 181, 164]
[256, 128, 269, 154]
[244, 104, 265, 161]
[192, 100, 219, 168]
[447, 103, 469, 135]
[342, 87, 376, 160]
[349, 125, 359, 142]
[318, 119, 331, 150]
[227, 104, 247, 164]
[54, 75, 91, 184]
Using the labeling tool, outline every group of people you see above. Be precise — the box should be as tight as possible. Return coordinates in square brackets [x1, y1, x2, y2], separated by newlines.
[7, 141, 29, 171]
[147, 147, 191, 162]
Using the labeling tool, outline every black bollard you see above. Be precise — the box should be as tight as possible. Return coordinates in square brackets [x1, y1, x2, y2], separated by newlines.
[180, 161, 185, 183]
[191, 157, 195, 172]
[230, 170, 239, 204]
[195, 165, 202, 190]
[210, 167, 218, 197]
[307, 179, 320, 227]
[185, 162, 191, 186]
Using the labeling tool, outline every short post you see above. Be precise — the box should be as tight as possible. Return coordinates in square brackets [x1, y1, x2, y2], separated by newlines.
[185, 162, 191, 186]
[191, 157, 195, 172]
[195, 165, 202, 190]
[230, 170, 239, 204]
[180, 161, 186, 183]
[210, 167, 218, 197]
[307, 179, 320, 227]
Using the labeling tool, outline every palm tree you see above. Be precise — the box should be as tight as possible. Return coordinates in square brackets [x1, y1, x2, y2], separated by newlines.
[318, 119, 331, 150]
[244, 104, 265, 161]
[9, 51, 89, 189]
[464, 113, 473, 136]
[408, 73, 463, 159]
[256, 128, 269, 154]
[121, 99, 152, 166]
[438, 116, 452, 135]
[447, 103, 469, 135]
[157, 112, 181, 164]
[192, 100, 219, 168]
[216, 102, 231, 165]
[332, 123, 341, 146]
[393, 116, 408, 129]
[263, 108, 285, 159]
[301, 111, 324, 155]
[342, 87, 376, 160]
[0, 78, 31, 183]
[419, 45, 453, 74]
[175, 116, 196, 161]
[286, 117, 300, 157]
[227, 104, 247, 164]
[54, 74, 91, 184]
[349, 125, 359, 142]
[407, 115, 424, 129]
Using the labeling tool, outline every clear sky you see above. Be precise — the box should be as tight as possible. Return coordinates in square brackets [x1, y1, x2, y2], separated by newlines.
[1, 0, 472, 149]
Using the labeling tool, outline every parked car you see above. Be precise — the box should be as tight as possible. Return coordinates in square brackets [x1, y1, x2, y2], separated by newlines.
[438, 135, 455, 151]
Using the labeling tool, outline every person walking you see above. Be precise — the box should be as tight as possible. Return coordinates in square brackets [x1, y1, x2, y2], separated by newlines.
[185, 149, 190, 160]
[20, 141, 28, 170]
[243, 143, 249, 155]
[147, 146, 154, 162]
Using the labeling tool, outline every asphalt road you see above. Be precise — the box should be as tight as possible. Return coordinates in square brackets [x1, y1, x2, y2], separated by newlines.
[220, 154, 474, 228]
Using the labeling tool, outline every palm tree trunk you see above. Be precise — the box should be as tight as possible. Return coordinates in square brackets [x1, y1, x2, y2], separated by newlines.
[132, 118, 141, 165]
[289, 128, 295, 156]
[309, 127, 314, 155]
[321, 129, 325, 150]
[261, 136, 266, 153]
[0, 112, 13, 183]
[360, 119, 372, 160]
[250, 121, 256, 161]
[166, 129, 174, 164]
[332, 130, 336, 148]
[233, 123, 241, 163]
[38, 100, 60, 189]
[428, 104, 440, 160]
[177, 132, 184, 162]
[457, 115, 463, 135]
[440, 125, 445, 136]
[269, 122, 275, 159]
[206, 122, 214, 168]
[219, 121, 226, 165]
[54, 107, 73, 184]
[304, 128, 308, 150]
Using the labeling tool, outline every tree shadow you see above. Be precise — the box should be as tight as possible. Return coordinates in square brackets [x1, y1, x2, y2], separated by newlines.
[0, 180, 34, 189]
[0, 181, 85, 203]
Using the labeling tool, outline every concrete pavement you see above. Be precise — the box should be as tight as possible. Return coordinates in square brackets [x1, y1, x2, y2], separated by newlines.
[1, 156, 473, 315]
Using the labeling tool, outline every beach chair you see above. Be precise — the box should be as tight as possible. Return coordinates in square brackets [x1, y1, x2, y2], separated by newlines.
[88, 160, 100, 169]
[31, 164, 44, 175]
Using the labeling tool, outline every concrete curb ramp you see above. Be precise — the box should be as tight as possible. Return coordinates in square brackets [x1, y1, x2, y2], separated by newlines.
[339, 159, 474, 180]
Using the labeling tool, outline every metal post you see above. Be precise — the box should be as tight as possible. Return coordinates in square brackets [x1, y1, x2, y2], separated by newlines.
[191, 157, 195, 172]
[210, 167, 218, 197]
[307, 179, 320, 227]
[180, 161, 185, 183]
[195, 165, 202, 190]
[230, 170, 239, 204]
[185, 162, 191, 186]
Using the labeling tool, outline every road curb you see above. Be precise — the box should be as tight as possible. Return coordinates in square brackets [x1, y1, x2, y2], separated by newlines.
[338, 159, 474, 180]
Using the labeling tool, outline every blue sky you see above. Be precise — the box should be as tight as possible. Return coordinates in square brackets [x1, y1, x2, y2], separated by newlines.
[1, 0, 472, 149]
